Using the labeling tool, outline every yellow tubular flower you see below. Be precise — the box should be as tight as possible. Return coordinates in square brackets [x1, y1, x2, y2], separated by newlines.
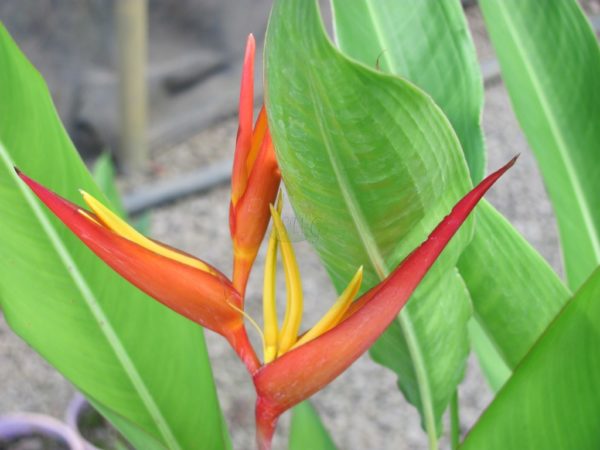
[262, 226, 279, 363]
[270, 204, 303, 357]
[292, 266, 363, 350]
[80, 190, 213, 274]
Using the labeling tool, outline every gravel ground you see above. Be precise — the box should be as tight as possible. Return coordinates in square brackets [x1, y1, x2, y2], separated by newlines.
[0, 5, 571, 450]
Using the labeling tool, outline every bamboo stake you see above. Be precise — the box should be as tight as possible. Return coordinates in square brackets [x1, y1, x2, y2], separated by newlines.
[116, 0, 148, 173]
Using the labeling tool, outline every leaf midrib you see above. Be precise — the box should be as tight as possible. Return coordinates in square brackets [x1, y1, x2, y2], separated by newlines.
[1, 146, 179, 450]
[494, 1, 600, 266]
[305, 64, 439, 449]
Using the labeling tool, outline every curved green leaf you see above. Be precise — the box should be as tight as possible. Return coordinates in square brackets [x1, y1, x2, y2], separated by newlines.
[266, 0, 474, 442]
[462, 267, 600, 450]
[458, 201, 570, 385]
[0, 24, 228, 449]
[331, 0, 485, 182]
[330, 0, 573, 392]
[467, 318, 510, 392]
[369, 268, 471, 431]
[480, 0, 600, 289]
[289, 402, 337, 450]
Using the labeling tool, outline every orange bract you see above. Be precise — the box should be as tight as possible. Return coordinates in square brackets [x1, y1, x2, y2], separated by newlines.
[230, 35, 281, 297]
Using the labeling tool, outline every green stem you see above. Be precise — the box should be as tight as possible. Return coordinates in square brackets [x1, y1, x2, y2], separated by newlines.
[397, 313, 439, 450]
[450, 390, 460, 450]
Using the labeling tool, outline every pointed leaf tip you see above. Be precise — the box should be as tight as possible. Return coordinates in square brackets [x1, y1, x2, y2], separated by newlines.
[254, 159, 516, 416]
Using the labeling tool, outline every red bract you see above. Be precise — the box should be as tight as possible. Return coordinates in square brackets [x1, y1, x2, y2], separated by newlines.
[230, 34, 281, 297]
[16, 170, 261, 372]
[252, 156, 517, 449]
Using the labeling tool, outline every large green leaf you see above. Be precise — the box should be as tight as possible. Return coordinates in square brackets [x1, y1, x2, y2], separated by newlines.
[480, 0, 600, 290]
[458, 201, 570, 385]
[462, 267, 600, 450]
[0, 24, 228, 449]
[329, 0, 573, 391]
[467, 318, 510, 393]
[331, 0, 485, 182]
[266, 0, 474, 443]
[466, 203, 572, 372]
[369, 268, 471, 429]
[330, 0, 488, 398]
[289, 402, 337, 450]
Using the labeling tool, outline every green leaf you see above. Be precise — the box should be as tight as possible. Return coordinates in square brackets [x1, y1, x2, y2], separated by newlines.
[266, 0, 474, 442]
[462, 267, 600, 450]
[330, 0, 573, 395]
[458, 201, 570, 382]
[330, 0, 499, 400]
[0, 24, 228, 449]
[467, 318, 510, 392]
[479, 0, 600, 290]
[331, 0, 485, 182]
[90, 400, 166, 450]
[369, 268, 471, 428]
[289, 402, 337, 450]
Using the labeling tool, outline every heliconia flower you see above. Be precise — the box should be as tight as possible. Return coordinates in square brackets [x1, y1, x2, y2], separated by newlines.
[16, 170, 261, 373]
[251, 157, 518, 450]
[259, 196, 364, 364]
[230, 34, 281, 297]
[17, 154, 514, 450]
[13, 31, 515, 449]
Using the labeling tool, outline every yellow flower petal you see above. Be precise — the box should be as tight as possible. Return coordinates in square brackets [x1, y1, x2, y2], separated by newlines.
[270, 204, 303, 357]
[292, 266, 363, 349]
[80, 190, 213, 274]
[263, 226, 279, 363]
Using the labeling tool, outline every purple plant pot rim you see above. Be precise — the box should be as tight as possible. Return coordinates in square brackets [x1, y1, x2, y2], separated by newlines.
[65, 393, 101, 450]
[65, 393, 87, 431]
[0, 413, 86, 450]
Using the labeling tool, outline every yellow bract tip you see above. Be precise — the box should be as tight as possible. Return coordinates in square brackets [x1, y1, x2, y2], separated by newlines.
[292, 266, 363, 350]
[80, 190, 213, 274]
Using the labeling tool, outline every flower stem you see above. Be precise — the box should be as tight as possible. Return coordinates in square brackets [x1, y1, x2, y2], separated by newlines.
[255, 398, 279, 450]
[228, 326, 261, 375]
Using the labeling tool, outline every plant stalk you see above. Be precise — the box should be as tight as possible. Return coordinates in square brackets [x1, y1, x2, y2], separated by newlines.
[227, 326, 261, 375]
[450, 390, 460, 450]
[255, 398, 279, 450]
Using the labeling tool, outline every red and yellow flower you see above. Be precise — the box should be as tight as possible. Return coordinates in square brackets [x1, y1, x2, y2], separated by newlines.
[17, 34, 516, 450]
